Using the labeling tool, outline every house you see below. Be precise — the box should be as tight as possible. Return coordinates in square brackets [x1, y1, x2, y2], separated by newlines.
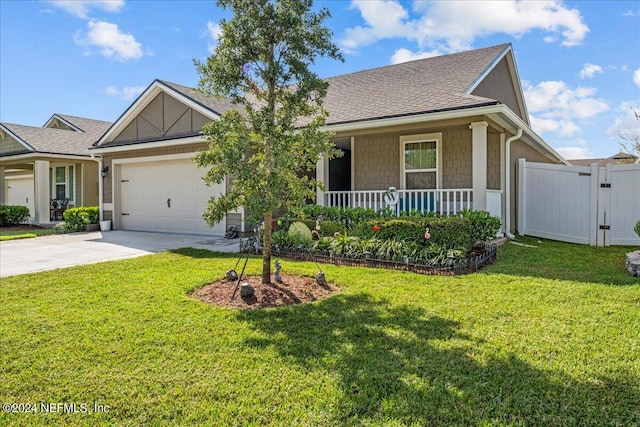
[91, 43, 566, 237]
[0, 114, 112, 223]
[569, 152, 638, 167]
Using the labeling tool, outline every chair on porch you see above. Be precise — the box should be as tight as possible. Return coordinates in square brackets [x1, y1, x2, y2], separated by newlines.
[50, 198, 69, 221]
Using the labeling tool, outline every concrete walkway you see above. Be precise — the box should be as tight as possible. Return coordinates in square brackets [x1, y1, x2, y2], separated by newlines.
[0, 230, 239, 277]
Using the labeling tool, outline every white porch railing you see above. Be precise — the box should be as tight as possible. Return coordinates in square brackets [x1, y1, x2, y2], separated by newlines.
[325, 189, 473, 216]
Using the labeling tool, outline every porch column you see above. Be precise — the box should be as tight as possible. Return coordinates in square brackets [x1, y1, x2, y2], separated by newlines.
[470, 121, 488, 211]
[34, 160, 50, 224]
[316, 156, 326, 206]
[0, 166, 5, 205]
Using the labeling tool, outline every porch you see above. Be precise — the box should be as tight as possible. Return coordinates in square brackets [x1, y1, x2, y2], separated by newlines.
[316, 121, 506, 225]
[0, 158, 99, 224]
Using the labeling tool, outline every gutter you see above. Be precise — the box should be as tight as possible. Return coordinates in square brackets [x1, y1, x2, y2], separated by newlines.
[504, 128, 523, 239]
[90, 153, 104, 221]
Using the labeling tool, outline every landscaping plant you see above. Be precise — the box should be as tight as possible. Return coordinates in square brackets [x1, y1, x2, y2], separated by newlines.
[193, 0, 343, 283]
[60, 207, 99, 232]
[0, 205, 30, 226]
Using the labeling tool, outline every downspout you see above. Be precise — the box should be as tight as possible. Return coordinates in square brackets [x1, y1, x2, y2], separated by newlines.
[90, 153, 104, 222]
[504, 128, 523, 239]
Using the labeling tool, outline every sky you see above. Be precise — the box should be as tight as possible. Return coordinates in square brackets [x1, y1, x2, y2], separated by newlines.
[1, 0, 639, 160]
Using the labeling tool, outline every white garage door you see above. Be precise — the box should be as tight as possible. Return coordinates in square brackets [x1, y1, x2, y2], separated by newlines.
[5, 176, 34, 217]
[119, 159, 226, 235]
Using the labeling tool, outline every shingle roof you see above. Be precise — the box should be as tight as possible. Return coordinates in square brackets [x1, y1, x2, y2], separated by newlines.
[1, 123, 101, 156]
[321, 43, 508, 125]
[159, 44, 508, 127]
[159, 80, 239, 116]
[53, 114, 112, 138]
[569, 152, 638, 166]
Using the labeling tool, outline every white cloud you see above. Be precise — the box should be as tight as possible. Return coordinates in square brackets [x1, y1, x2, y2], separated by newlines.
[390, 48, 442, 64]
[607, 101, 640, 141]
[75, 20, 144, 61]
[579, 63, 603, 79]
[556, 146, 593, 160]
[47, 0, 124, 19]
[205, 21, 222, 53]
[105, 85, 145, 101]
[634, 69, 640, 87]
[341, 0, 589, 56]
[524, 80, 609, 137]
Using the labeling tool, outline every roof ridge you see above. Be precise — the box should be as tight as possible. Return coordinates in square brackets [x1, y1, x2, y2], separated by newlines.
[323, 43, 510, 81]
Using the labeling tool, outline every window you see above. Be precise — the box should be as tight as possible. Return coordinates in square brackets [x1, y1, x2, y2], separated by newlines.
[50, 164, 75, 202]
[400, 133, 442, 190]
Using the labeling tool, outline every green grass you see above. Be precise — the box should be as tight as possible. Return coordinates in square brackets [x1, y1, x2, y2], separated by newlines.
[0, 228, 58, 241]
[1, 238, 639, 426]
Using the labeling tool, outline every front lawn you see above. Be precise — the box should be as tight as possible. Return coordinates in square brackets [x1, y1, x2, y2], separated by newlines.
[1, 238, 638, 426]
[0, 227, 58, 241]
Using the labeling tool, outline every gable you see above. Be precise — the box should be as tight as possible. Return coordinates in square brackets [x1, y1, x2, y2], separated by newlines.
[112, 92, 211, 143]
[0, 130, 29, 155]
[45, 117, 77, 132]
[471, 56, 528, 123]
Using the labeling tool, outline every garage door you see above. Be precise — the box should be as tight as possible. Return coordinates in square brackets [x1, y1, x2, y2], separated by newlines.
[119, 159, 226, 235]
[5, 176, 34, 217]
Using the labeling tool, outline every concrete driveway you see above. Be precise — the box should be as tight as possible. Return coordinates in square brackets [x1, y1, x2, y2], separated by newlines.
[0, 230, 240, 277]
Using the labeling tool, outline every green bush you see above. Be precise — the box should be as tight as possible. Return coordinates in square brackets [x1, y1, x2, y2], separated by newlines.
[460, 209, 502, 242]
[354, 216, 475, 252]
[62, 207, 99, 232]
[288, 221, 312, 243]
[0, 205, 30, 226]
[301, 205, 378, 228]
[635, 219, 640, 239]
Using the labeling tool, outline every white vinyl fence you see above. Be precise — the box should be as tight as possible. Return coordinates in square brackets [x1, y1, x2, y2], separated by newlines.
[518, 159, 640, 246]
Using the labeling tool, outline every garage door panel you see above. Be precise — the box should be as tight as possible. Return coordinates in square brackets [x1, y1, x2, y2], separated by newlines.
[5, 177, 35, 217]
[120, 159, 226, 235]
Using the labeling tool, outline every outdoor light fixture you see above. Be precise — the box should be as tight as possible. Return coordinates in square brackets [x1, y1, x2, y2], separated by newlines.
[101, 166, 109, 177]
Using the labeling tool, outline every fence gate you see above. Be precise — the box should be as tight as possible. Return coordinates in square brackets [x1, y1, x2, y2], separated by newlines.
[518, 159, 640, 246]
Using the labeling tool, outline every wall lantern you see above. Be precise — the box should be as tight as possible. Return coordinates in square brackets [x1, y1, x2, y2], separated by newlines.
[101, 166, 109, 178]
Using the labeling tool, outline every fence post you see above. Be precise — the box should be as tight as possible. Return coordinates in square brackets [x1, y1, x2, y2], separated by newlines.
[589, 163, 599, 246]
[517, 158, 527, 236]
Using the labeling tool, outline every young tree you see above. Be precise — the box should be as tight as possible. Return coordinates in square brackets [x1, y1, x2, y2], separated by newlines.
[616, 108, 640, 159]
[194, 0, 343, 283]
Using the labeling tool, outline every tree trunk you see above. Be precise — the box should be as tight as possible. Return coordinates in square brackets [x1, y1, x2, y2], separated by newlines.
[262, 211, 272, 284]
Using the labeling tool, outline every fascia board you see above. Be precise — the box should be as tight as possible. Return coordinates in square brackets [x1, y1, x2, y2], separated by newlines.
[90, 135, 205, 154]
[0, 152, 92, 162]
[0, 124, 35, 151]
[466, 44, 512, 95]
[44, 114, 84, 132]
[322, 105, 506, 133]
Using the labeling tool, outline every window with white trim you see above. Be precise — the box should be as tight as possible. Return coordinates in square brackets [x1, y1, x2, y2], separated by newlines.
[50, 164, 75, 202]
[400, 133, 442, 190]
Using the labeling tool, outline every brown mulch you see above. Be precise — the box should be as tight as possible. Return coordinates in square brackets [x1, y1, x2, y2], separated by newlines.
[190, 274, 339, 309]
[0, 225, 45, 232]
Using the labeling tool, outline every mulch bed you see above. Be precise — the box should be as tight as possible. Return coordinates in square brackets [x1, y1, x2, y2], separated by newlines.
[190, 274, 339, 309]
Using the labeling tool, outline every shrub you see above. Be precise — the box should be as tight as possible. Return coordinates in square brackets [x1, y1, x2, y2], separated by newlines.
[312, 220, 346, 237]
[0, 205, 30, 226]
[460, 209, 502, 242]
[288, 221, 312, 243]
[353, 216, 475, 252]
[62, 206, 99, 232]
[635, 219, 640, 239]
[301, 205, 378, 228]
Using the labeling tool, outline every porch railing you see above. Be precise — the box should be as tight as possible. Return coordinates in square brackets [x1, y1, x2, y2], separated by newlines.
[325, 189, 473, 216]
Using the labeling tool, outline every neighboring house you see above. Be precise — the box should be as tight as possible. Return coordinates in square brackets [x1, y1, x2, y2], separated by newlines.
[569, 152, 639, 167]
[0, 114, 111, 223]
[91, 43, 566, 237]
